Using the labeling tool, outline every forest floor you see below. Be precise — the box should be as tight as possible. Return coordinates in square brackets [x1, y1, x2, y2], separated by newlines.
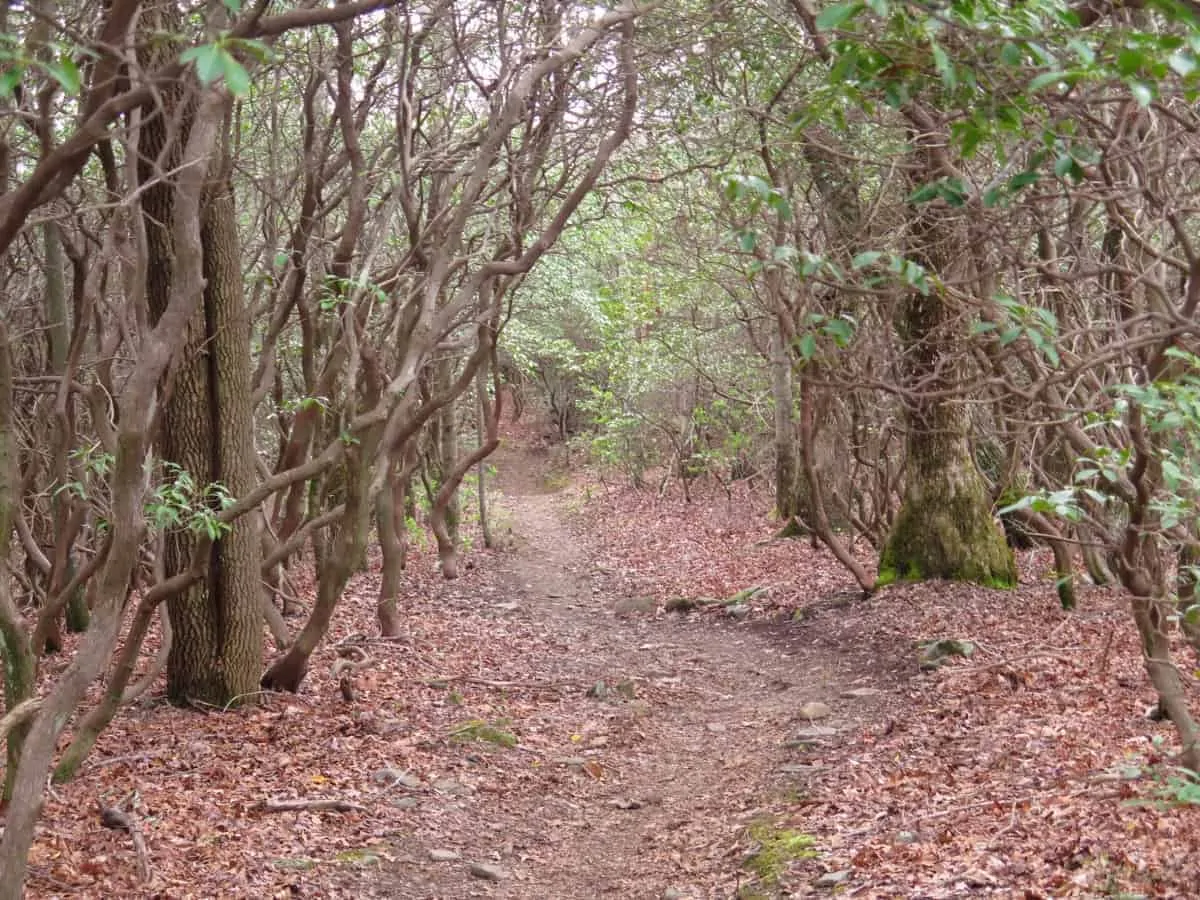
[16, 419, 1200, 899]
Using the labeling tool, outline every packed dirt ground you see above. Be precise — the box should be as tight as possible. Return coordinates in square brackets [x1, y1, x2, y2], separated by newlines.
[16, 420, 1200, 898]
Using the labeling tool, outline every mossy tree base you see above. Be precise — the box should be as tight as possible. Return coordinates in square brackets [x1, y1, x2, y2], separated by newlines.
[774, 516, 809, 540]
[880, 466, 1016, 588]
[881, 122, 1017, 592]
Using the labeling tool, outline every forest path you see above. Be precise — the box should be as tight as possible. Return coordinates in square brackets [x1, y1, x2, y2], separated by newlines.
[354, 436, 886, 899]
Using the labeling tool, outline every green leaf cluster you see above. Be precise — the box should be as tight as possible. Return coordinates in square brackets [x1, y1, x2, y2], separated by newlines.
[148, 462, 234, 540]
[180, 36, 270, 97]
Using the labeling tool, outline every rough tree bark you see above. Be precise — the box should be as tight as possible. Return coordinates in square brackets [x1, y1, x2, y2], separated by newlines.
[879, 111, 1015, 587]
[163, 168, 263, 707]
[430, 332, 504, 579]
[375, 465, 406, 638]
[1119, 476, 1200, 771]
[139, 84, 262, 706]
[428, 356, 462, 576]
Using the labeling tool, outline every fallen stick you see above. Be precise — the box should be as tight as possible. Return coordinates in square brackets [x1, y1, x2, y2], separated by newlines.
[257, 797, 367, 814]
[423, 674, 576, 691]
[947, 650, 1079, 673]
[98, 803, 151, 882]
[89, 750, 161, 771]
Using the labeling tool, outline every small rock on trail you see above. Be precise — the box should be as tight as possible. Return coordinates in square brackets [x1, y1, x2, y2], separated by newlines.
[797, 700, 832, 720]
[468, 861, 508, 881]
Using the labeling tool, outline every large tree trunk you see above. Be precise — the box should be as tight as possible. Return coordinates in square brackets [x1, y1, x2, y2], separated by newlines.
[880, 115, 1015, 587]
[880, 389, 1016, 585]
[162, 173, 263, 707]
[140, 95, 262, 705]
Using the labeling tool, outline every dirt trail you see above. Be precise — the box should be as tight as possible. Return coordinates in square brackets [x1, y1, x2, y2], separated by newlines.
[354, 440, 885, 899]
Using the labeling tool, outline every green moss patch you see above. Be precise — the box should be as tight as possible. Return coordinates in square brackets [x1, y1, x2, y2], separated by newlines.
[334, 848, 382, 867]
[448, 718, 518, 748]
[273, 857, 319, 871]
[743, 818, 817, 888]
[879, 481, 1016, 588]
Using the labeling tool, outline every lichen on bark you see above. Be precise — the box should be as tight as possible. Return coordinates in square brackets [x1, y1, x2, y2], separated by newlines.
[879, 460, 1016, 587]
[877, 107, 1017, 590]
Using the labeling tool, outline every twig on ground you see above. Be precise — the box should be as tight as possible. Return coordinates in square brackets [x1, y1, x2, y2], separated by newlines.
[947, 650, 1078, 674]
[89, 751, 160, 771]
[423, 674, 576, 691]
[97, 800, 151, 882]
[257, 797, 368, 814]
[909, 783, 1122, 827]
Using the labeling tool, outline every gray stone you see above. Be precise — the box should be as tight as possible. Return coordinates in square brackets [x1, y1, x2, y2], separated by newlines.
[555, 757, 589, 769]
[895, 831, 919, 844]
[371, 767, 407, 785]
[390, 797, 420, 810]
[816, 870, 851, 887]
[784, 725, 838, 747]
[468, 862, 508, 881]
[706, 722, 727, 733]
[840, 687, 882, 699]
[433, 778, 470, 795]
[797, 701, 832, 720]
[918, 638, 976, 670]
[610, 797, 644, 810]
[428, 849, 460, 862]
[726, 603, 751, 620]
